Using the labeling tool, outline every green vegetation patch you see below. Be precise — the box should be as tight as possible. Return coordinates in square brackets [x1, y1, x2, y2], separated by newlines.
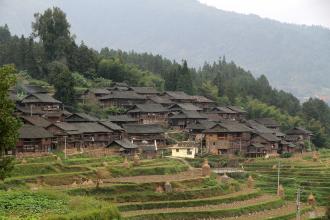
[127, 199, 284, 219]
[0, 191, 68, 218]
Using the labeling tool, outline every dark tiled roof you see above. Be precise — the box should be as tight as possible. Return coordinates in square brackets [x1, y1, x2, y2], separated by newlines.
[19, 84, 48, 94]
[19, 125, 53, 139]
[212, 107, 237, 114]
[204, 121, 253, 133]
[99, 91, 146, 100]
[21, 93, 62, 104]
[48, 122, 81, 135]
[128, 104, 168, 113]
[255, 118, 280, 127]
[164, 91, 195, 100]
[49, 122, 78, 131]
[123, 124, 164, 134]
[286, 127, 312, 135]
[65, 113, 99, 122]
[88, 88, 110, 95]
[227, 106, 247, 114]
[170, 103, 202, 111]
[98, 121, 124, 131]
[257, 133, 281, 142]
[130, 87, 160, 94]
[108, 115, 138, 122]
[20, 116, 51, 128]
[170, 110, 207, 119]
[186, 120, 217, 130]
[149, 95, 174, 105]
[71, 122, 112, 133]
[246, 120, 274, 133]
[192, 96, 215, 103]
[108, 139, 138, 149]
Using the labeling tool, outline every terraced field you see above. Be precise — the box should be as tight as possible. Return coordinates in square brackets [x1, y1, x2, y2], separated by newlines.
[1, 152, 328, 219]
[244, 150, 330, 206]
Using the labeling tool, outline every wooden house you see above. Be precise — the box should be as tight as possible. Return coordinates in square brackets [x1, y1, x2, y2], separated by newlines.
[279, 140, 296, 154]
[108, 115, 138, 126]
[65, 113, 99, 123]
[82, 88, 110, 104]
[168, 110, 207, 129]
[169, 103, 202, 113]
[20, 115, 52, 128]
[285, 127, 313, 152]
[98, 121, 125, 140]
[227, 106, 247, 120]
[127, 104, 169, 124]
[16, 125, 54, 154]
[148, 95, 174, 107]
[98, 91, 147, 109]
[70, 122, 114, 148]
[255, 118, 281, 130]
[186, 120, 216, 141]
[122, 124, 166, 148]
[163, 91, 195, 103]
[203, 121, 252, 155]
[209, 107, 240, 121]
[20, 93, 62, 112]
[192, 96, 216, 110]
[107, 139, 138, 156]
[248, 133, 280, 157]
[46, 122, 82, 150]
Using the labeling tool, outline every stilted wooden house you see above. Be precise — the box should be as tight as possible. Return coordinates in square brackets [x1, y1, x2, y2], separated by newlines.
[127, 104, 169, 124]
[203, 121, 252, 155]
[16, 125, 54, 154]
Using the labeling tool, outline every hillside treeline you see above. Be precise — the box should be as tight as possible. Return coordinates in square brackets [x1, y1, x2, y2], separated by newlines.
[0, 7, 330, 148]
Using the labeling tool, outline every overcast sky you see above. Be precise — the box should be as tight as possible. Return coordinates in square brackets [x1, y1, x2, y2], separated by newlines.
[199, 0, 330, 29]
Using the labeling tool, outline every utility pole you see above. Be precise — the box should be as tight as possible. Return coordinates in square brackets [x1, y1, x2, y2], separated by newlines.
[296, 187, 301, 220]
[277, 161, 281, 195]
[64, 136, 67, 160]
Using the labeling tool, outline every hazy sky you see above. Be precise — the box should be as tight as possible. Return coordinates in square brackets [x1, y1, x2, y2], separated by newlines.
[199, 0, 330, 29]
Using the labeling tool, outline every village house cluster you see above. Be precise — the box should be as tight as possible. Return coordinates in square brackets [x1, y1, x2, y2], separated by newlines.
[9, 82, 313, 158]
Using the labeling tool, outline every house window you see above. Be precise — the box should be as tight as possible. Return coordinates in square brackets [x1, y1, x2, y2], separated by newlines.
[187, 149, 192, 155]
[176, 149, 180, 152]
[213, 142, 216, 146]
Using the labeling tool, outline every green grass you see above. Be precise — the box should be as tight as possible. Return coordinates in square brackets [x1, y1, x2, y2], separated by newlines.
[118, 190, 261, 211]
[126, 198, 284, 219]
[0, 190, 122, 220]
[244, 151, 330, 205]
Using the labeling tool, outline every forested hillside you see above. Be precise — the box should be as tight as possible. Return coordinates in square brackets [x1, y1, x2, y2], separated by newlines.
[1, 7, 330, 148]
[1, 0, 330, 101]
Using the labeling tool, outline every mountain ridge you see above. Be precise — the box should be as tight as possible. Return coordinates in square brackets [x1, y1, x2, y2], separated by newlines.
[1, 0, 330, 102]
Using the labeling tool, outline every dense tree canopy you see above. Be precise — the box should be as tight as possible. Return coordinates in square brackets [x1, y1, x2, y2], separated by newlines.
[0, 65, 20, 181]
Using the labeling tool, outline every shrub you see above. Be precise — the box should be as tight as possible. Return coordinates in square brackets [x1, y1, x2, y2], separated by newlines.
[280, 152, 293, 158]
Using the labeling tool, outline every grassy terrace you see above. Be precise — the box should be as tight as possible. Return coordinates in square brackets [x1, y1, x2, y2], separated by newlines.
[244, 150, 330, 206]
[0, 151, 328, 219]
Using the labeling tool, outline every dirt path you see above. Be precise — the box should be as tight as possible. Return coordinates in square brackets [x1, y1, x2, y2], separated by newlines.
[122, 195, 278, 217]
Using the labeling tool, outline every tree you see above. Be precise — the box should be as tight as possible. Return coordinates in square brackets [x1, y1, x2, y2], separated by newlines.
[177, 60, 193, 94]
[0, 65, 20, 181]
[47, 61, 75, 106]
[32, 7, 72, 62]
